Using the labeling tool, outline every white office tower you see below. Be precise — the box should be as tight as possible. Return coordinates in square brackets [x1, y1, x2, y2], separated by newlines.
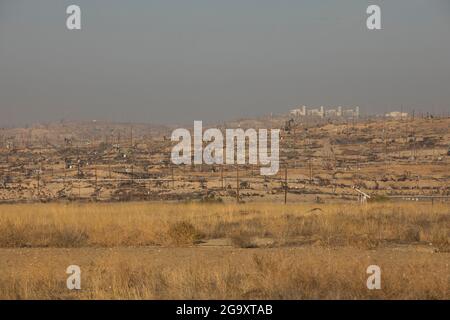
[301, 105, 306, 116]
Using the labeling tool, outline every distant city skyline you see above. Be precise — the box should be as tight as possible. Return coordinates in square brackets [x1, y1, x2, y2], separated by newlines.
[1, 0, 449, 126]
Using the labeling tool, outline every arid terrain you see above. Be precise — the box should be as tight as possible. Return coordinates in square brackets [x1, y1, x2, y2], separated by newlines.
[0, 202, 448, 299]
[0, 116, 449, 204]
[0, 116, 448, 299]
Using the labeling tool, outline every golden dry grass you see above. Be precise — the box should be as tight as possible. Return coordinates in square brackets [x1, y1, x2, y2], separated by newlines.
[0, 247, 448, 299]
[0, 202, 448, 250]
[0, 201, 448, 299]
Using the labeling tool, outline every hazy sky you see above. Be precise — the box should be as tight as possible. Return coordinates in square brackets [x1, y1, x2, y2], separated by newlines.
[0, 0, 449, 126]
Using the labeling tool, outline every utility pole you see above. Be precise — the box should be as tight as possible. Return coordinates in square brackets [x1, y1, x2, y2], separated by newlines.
[130, 126, 133, 148]
[221, 165, 224, 190]
[171, 165, 174, 189]
[236, 165, 240, 204]
[36, 168, 40, 200]
[94, 167, 98, 189]
[94, 166, 98, 201]
[383, 119, 388, 171]
[147, 166, 151, 196]
[284, 165, 288, 204]
[77, 160, 81, 178]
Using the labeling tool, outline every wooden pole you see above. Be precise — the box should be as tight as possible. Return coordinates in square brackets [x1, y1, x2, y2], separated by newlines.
[94, 166, 98, 201]
[94, 167, 97, 188]
[171, 165, 174, 189]
[37, 169, 40, 200]
[221, 165, 224, 190]
[236, 165, 240, 204]
[383, 118, 388, 170]
[130, 127, 133, 148]
[284, 165, 288, 204]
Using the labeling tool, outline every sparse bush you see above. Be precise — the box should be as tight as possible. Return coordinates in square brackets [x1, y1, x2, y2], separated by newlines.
[166, 222, 203, 246]
[51, 228, 89, 247]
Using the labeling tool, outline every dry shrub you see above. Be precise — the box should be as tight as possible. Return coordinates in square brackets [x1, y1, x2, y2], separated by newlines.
[166, 222, 203, 246]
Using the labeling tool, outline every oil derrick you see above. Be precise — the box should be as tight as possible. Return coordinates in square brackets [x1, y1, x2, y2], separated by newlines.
[284, 118, 295, 133]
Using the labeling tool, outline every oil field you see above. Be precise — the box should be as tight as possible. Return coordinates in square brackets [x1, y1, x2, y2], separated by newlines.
[0, 116, 448, 205]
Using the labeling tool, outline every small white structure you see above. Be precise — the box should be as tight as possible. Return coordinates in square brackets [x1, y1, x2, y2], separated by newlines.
[353, 187, 371, 204]
[290, 105, 307, 116]
[290, 105, 359, 119]
[385, 111, 408, 119]
[343, 106, 360, 118]
[325, 109, 338, 117]
[307, 106, 325, 118]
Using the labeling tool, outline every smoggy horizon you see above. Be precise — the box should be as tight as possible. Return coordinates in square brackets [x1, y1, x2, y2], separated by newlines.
[1, 0, 450, 127]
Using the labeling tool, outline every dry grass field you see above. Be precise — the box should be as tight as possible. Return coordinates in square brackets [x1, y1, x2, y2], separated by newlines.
[0, 202, 448, 299]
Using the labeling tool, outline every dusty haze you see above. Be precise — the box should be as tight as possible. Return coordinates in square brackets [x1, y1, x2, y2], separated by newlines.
[0, 0, 449, 126]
